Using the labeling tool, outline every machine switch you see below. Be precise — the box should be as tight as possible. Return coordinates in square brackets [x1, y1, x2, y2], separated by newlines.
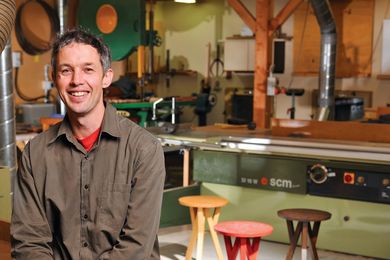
[343, 172, 355, 184]
[356, 176, 365, 185]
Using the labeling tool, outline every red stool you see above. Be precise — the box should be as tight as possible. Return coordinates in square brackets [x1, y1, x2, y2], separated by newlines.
[214, 221, 273, 260]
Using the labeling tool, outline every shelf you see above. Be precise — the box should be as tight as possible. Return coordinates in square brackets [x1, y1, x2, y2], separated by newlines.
[377, 74, 390, 80]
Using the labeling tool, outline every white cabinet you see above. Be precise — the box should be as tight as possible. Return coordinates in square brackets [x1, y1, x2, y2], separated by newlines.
[224, 37, 255, 71]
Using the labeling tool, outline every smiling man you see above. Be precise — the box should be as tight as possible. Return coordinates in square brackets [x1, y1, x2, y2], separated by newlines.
[11, 28, 166, 259]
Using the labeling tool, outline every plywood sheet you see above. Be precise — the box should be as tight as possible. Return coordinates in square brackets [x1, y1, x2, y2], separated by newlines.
[293, 0, 373, 77]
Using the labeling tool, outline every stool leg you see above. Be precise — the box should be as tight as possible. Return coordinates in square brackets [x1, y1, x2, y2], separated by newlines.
[224, 235, 240, 260]
[239, 238, 248, 260]
[186, 207, 198, 260]
[301, 222, 308, 260]
[205, 208, 224, 260]
[286, 221, 302, 260]
[308, 222, 321, 260]
[196, 208, 205, 260]
[213, 207, 222, 223]
[248, 237, 261, 260]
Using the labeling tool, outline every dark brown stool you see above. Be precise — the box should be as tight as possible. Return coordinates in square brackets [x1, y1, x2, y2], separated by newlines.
[277, 208, 331, 260]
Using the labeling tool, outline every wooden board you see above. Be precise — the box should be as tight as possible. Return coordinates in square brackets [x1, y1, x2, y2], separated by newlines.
[293, 0, 373, 77]
[272, 118, 390, 143]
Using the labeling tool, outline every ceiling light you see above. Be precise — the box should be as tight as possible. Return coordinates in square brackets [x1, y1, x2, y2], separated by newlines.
[174, 0, 196, 3]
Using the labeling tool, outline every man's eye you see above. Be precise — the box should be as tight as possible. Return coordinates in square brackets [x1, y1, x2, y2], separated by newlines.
[85, 67, 94, 73]
[60, 69, 71, 75]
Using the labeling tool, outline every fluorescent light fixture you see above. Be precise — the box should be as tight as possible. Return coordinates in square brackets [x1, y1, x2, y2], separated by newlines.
[174, 0, 196, 3]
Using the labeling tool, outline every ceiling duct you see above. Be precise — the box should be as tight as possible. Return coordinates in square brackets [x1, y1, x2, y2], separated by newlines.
[309, 0, 337, 121]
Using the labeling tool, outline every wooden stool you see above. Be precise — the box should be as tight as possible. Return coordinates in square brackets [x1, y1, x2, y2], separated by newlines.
[277, 208, 331, 260]
[214, 221, 273, 260]
[178, 195, 228, 260]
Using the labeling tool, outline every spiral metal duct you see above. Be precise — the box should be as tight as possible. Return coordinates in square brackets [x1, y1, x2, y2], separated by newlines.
[310, 0, 337, 121]
[0, 0, 16, 52]
[0, 0, 17, 178]
[57, 0, 67, 115]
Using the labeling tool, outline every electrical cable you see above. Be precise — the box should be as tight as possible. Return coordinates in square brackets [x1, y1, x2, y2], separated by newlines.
[15, 0, 60, 55]
[14, 67, 49, 102]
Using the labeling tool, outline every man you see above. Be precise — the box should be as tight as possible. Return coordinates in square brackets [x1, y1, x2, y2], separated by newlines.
[11, 28, 166, 259]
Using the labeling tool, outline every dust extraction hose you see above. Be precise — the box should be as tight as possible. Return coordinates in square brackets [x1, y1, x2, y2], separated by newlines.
[0, 0, 16, 52]
[0, 0, 17, 181]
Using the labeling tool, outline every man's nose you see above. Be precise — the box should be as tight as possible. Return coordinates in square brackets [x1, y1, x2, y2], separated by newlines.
[71, 70, 83, 85]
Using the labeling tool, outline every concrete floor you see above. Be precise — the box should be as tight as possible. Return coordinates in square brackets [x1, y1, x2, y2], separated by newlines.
[158, 225, 375, 260]
[0, 225, 375, 260]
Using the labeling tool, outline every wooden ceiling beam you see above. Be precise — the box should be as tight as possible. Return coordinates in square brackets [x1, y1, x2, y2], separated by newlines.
[227, 0, 256, 33]
[269, 0, 303, 36]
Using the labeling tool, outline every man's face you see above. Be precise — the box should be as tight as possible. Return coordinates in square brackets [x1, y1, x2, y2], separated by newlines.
[54, 42, 113, 117]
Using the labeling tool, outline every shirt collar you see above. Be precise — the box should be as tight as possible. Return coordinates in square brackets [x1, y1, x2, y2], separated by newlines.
[48, 102, 121, 145]
[101, 103, 121, 138]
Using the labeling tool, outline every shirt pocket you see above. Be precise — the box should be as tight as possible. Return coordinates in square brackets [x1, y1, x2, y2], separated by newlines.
[97, 182, 131, 230]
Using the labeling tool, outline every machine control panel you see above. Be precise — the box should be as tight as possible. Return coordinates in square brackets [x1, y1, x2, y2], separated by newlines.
[308, 165, 390, 204]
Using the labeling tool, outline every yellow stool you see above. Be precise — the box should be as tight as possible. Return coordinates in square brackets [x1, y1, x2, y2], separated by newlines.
[179, 195, 228, 260]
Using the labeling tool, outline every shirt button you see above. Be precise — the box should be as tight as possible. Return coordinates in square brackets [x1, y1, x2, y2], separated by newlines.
[83, 214, 88, 219]
[83, 242, 88, 247]
[84, 184, 89, 190]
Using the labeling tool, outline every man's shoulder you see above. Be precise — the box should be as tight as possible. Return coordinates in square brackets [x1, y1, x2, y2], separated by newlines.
[116, 115, 159, 144]
[28, 123, 61, 148]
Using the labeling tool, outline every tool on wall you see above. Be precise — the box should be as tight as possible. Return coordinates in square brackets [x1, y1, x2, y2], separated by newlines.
[194, 44, 217, 126]
[208, 42, 224, 92]
[166, 49, 171, 88]
[286, 88, 305, 119]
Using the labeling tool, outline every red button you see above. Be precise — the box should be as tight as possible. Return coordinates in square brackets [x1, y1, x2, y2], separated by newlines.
[344, 172, 355, 184]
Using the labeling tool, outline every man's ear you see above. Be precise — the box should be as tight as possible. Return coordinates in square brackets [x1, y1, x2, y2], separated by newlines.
[103, 68, 114, 89]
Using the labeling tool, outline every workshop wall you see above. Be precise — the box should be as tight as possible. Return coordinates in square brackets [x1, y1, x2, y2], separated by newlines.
[10, 0, 390, 124]
[153, 0, 390, 122]
[273, 0, 390, 120]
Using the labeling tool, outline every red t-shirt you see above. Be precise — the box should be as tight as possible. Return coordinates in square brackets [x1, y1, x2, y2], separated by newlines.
[77, 127, 101, 152]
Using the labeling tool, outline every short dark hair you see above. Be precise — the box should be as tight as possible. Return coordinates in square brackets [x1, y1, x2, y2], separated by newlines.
[51, 27, 112, 76]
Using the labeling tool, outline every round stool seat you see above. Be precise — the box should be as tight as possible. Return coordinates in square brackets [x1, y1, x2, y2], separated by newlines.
[214, 221, 273, 238]
[277, 208, 331, 222]
[214, 221, 273, 260]
[179, 195, 228, 208]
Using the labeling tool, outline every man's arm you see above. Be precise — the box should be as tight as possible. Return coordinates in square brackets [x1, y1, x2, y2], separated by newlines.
[11, 142, 53, 259]
[108, 139, 166, 259]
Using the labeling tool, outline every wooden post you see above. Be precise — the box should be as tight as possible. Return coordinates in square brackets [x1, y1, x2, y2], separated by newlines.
[183, 149, 190, 187]
[253, 0, 271, 129]
[227, 0, 302, 129]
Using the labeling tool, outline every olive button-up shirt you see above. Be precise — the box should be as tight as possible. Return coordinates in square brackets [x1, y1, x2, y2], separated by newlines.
[11, 104, 166, 259]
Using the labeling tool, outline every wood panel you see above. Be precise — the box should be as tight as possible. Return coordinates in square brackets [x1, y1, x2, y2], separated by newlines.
[272, 118, 390, 143]
[293, 0, 374, 77]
